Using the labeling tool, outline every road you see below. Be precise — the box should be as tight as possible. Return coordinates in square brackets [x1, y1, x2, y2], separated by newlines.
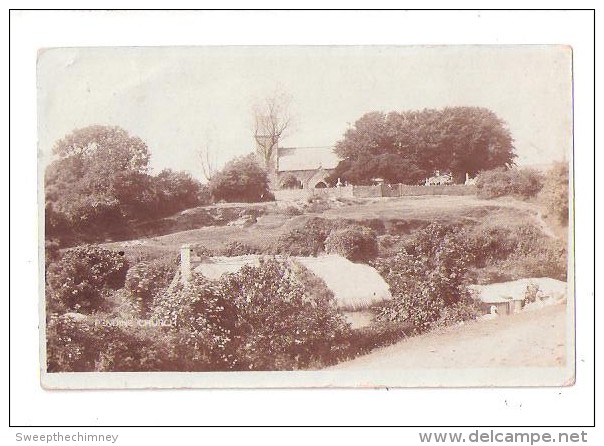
[330, 303, 568, 370]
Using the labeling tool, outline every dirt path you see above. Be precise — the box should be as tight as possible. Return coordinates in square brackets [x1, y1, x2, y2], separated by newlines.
[330, 303, 567, 370]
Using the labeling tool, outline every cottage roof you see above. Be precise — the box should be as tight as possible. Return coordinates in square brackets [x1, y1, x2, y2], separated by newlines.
[193, 254, 392, 311]
[278, 147, 340, 172]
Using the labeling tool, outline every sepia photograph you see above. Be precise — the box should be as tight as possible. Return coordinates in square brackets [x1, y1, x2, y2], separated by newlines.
[38, 45, 574, 389]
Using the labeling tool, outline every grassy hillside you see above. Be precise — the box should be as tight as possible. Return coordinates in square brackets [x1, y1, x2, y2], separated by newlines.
[102, 195, 559, 267]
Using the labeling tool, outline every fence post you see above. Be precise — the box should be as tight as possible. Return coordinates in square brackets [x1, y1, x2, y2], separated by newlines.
[180, 244, 192, 284]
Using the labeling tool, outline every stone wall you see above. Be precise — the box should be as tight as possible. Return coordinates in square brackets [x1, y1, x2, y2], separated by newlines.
[273, 184, 476, 201]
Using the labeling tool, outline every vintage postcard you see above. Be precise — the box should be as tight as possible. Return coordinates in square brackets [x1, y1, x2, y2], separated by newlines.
[38, 45, 574, 389]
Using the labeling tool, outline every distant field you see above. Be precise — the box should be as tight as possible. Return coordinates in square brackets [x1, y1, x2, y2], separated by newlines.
[102, 195, 543, 261]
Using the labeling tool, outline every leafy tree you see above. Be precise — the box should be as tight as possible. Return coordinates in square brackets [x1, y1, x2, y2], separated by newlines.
[332, 107, 516, 185]
[209, 154, 272, 202]
[45, 126, 204, 242]
[45, 126, 151, 238]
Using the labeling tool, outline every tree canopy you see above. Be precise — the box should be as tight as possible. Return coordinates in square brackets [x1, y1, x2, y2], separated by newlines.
[209, 154, 272, 203]
[45, 125, 203, 243]
[327, 107, 516, 185]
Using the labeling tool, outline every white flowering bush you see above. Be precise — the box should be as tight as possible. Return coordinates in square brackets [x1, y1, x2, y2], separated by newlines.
[124, 256, 176, 317]
[373, 223, 475, 333]
[46, 245, 128, 314]
[152, 258, 351, 370]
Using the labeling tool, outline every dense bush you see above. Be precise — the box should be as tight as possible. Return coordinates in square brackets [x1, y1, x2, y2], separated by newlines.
[46, 245, 128, 314]
[45, 126, 205, 244]
[373, 223, 474, 333]
[475, 167, 544, 199]
[541, 161, 569, 225]
[272, 217, 335, 256]
[46, 313, 179, 372]
[152, 276, 239, 370]
[124, 256, 177, 317]
[325, 225, 378, 262]
[153, 258, 351, 370]
[462, 222, 567, 281]
[498, 242, 567, 281]
[431, 298, 482, 330]
[219, 259, 351, 370]
[209, 154, 272, 203]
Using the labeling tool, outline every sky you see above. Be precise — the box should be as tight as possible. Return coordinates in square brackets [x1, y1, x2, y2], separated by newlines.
[37, 45, 572, 182]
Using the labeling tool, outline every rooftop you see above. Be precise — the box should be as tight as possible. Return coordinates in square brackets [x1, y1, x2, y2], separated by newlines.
[278, 146, 341, 172]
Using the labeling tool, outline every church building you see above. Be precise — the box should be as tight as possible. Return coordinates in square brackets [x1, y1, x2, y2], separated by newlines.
[274, 146, 341, 189]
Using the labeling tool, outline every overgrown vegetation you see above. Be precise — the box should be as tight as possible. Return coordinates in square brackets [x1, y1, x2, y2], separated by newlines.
[373, 223, 478, 333]
[48, 257, 353, 371]
[325, 225, 378, 262]
[45, 126, 206, 246]
[46, 245, 129, 314]
[124, 256, 177, 317]
[540, 161, 569, 225]
[475, 167, 544, 199]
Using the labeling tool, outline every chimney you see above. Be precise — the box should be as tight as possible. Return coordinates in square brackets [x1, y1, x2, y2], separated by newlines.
[180, 244, 192, 283]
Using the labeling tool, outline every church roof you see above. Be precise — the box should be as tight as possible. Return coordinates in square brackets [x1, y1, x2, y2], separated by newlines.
[278, 146, 341, 172]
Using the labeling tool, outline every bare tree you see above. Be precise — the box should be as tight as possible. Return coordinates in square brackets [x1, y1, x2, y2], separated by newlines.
[253, 89, 292, 171]
[197, 130, 217, 181]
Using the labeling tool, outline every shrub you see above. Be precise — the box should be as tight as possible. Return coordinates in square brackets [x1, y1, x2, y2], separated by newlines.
[218, 241, 261, 256]
[280, 173, 302, 189]
[475, 167, 544, 199]
[124, 256, 177, 317]
[46, 313, 179, 372]
[209, 154, 272, 203]
[463, 225, 518, 268]
[272, 217, 335, 256]
[499, 242, 567, 281]
[218, 258, 351, 370]
[431, 297, 482, 330]
[373, 223, 473, 333]
[541, 161, 569, 225]
[46, 245, 128, 314]
[325, 225, 378, 262]
[281, 205, 303, 216]
[152, 258, 351, 370]
[463, 222, 567, 281]
[152, 276, 239, 370]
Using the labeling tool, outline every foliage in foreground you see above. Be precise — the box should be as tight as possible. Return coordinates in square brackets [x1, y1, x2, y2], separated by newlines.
[48, 258, 352, 372]
[46, 245, 129, 314]
[373, 223, 477, 333]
